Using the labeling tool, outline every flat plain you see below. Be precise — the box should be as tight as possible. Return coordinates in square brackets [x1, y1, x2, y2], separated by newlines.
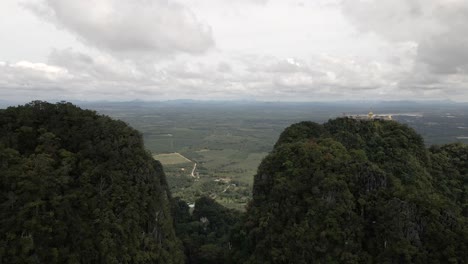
[80, 100, 468, 210]
[153, 153, 192, 165]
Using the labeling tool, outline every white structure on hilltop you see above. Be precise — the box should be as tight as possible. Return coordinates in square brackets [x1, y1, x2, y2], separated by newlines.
[348, 112, 392, 121]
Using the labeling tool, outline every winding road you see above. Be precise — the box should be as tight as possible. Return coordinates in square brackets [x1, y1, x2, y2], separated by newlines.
[190, 162, 198, 178]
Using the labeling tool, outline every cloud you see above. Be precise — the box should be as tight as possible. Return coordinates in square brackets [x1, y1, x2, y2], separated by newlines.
[0, 60, 70, 101]
[244, 0, 269, 5]
[0, 61, 70, 84]
[416, 2, 468, 74]
[263, 58, 311, 73]
[26, 0, 214, 58]
[2, 45, 467, 101]
[341, 0, 468, 75]
[0, 50, 402, 101]
[3, 0, 468, 102]
[47, 48, 145, 81]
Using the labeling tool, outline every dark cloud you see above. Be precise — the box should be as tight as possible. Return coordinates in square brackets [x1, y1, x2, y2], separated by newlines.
[338, 0, 468, 101]
[417, 2, 468, 74]
[341, 0, 468, 75]
[418, 33, 468, 74]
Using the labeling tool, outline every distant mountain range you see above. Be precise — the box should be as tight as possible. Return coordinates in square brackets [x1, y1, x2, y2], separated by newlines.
[1, 99, 468, 109]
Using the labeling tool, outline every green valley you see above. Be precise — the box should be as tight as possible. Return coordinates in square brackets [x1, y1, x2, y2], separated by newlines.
[1, 101, 467, 263]
[83, 100, 468, 210]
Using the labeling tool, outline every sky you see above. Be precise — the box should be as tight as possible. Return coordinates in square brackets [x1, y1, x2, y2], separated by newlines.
[0, 0, 467, 102]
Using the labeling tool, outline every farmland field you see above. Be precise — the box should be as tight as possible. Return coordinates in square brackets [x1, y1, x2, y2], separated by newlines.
[153, 152, 192, 165]
[79, 100, 468, 210]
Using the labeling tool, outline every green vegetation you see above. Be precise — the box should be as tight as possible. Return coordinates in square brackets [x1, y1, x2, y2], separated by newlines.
[153, 152, 193, 165]
[1, 101, 467, 263]
[0, 101, 184, 263]
[87, 101, 333, 210]
[173, 196, 241, 264]
[235, 118, 468, 263]
[85, 101, 468, 210]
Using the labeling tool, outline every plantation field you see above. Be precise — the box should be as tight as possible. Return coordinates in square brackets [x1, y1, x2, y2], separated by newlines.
[83, 100, 468, 210]
[153, 152, 192, 165]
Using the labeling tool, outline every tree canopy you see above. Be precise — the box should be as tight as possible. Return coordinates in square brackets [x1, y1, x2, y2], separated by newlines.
[1, 102, 467, 263]
[0, 101, 184, 263]
[239, 118, 468, 263]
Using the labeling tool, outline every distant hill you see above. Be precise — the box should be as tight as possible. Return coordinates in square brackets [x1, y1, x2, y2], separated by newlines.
[237, 118, 468, 263]
[0, 101, 184, 263]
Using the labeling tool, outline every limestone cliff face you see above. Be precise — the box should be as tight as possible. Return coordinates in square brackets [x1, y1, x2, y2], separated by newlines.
[242, 118, 468, 264]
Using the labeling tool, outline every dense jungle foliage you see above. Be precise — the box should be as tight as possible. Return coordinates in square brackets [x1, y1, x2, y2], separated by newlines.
[0, 101, 184, 263]
[235, 118, 468, 263]
[173, 196, 241, 264]
[1, 102, 467, 264]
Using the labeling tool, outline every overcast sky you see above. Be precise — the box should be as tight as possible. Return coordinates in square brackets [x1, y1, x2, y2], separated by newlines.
[1, 0, 467, 102]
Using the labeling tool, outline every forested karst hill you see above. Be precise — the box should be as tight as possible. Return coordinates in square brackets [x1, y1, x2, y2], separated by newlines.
[0, 101, 184, 263]
[237, 118, 468, 263]
[1, 102, 467, 264]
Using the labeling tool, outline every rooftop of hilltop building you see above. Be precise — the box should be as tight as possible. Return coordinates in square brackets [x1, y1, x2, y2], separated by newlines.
[347, 112, 393, 121]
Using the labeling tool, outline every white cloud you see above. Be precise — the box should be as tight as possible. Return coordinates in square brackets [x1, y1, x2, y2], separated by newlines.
[26, 0, 215, 58]
[0, 50, 399, 101]
[13, 61, 68, 76]
[1, 0, 468, 102]
[1, 61, 71, 83]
